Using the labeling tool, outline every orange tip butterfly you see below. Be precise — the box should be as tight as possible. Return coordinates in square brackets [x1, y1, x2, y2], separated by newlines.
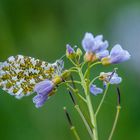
[0, 55, 64, 99]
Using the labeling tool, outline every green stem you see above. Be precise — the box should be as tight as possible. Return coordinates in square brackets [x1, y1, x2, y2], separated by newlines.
[75, 105, 93, 139]
[65, 80, 81, 85]
[89, 61, 102, 69]
[69, 67, 78, 70]
[71, 126, 81, 140]
[95, 84, 110, 117]
[89, 76, 100, 86]
[84, 62, 101, 78]
[76, 93, 87, 103]
[69, 58, 77, 67]
[78, 68, 98, 140]
[81, 61, 86, 69]
[58, 81, 81, 87]
[108, 106, 121, 140]
[66, 84, 87, 104]
[69, 70, 79, 73]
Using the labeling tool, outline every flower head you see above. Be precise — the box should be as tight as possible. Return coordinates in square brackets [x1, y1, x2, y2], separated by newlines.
[101, 44, 131, 65]
[90, 84, 103, 96]
[82, 32, 109, 62]
[99, 72, 122, 86]
[82, 33, 108, 53]
[33, 80, 54, 108]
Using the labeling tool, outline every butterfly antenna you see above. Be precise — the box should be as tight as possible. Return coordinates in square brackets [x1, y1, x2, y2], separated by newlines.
[59, 54, 66, 60]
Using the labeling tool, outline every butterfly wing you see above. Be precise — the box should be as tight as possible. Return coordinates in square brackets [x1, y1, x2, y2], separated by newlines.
[0, 55, 64, 99]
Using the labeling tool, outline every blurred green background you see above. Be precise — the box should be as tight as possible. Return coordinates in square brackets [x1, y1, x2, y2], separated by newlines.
[0, 0, 139, 140]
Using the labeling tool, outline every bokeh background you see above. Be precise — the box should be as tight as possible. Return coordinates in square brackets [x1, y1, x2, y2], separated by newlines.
[0, 0, 139, 140]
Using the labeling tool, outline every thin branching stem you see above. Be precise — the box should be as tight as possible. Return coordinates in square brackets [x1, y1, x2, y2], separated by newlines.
[64, 107, 81, 140]
[95, 84, 110, 117]
[89, 76, 100, 86]
[69, 58, 78, 67]
[65, 80, 81, 85]
[75, 105, 93, 139]
[84, 61, 101, 78]
[71, 126, 81, 140]
[66, 84, 87, 103]
[108, 106, 121, 140]
[69, 70, 79, 73]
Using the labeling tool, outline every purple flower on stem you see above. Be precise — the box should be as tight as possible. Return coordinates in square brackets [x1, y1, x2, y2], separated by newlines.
[82, 33, 109, 61]
[33, 80, 54, 108]
[90, 84, 103, 96]
[96, 50, 109, 60]
[101, 44, 131, 65]
[82, 33, 95, 52]
[66, 44, 75, 58]
[82, 33, 109, 54]
[110, 44, 131, 63]
[100, 72, 122, 87]
[66, 44, 75, 54]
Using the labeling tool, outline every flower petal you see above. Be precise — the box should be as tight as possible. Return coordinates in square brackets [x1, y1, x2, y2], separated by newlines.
[100, 72, 122, 85]
[110, 44, 131, 64]
[90, 84, 103, 96]
[33, 94, 48, 108]
[34, 80, 54, 95]
[110, 76, 122, 84]
[82, 32, 95, 52]
[96, 50, 109, 59]
[82, 33, 109, 54]
[33, 79, 54, 108]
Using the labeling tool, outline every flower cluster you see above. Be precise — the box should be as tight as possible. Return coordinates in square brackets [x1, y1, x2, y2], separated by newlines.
[82, 33, 109, 61]
[66, 32, 130, 96]
[80, 32, 131, 64]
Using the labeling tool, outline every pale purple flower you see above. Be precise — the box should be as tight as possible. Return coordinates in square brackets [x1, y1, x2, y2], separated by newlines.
[33, 80, 54, 108]
[66, 44, 74, 54]
[109, 44, 131, 64]
[82, 33, 95, 52]
[100, 72, 122, 87]
[90, 84, 103, 96]
[96, 50, 109, 59]
[82, 32, 109, 55]
[33, 94, 48, 108]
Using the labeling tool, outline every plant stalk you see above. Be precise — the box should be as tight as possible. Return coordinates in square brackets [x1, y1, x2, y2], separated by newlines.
[108, 106, 121, 140]
[78, 68, 98, 140]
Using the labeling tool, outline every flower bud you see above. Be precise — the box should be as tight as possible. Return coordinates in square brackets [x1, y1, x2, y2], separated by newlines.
[52, 76, 62, 85]
[66, 44, 75, 59]
[101, 57, 111, 65]
[76, 48, 83, 57]
[84, 52, 97, 62]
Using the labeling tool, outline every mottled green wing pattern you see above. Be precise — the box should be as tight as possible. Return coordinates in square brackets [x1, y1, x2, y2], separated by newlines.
[0, 55, 64, 99]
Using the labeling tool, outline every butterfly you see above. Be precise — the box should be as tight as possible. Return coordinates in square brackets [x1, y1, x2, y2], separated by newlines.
[0, 55, 64, 99]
